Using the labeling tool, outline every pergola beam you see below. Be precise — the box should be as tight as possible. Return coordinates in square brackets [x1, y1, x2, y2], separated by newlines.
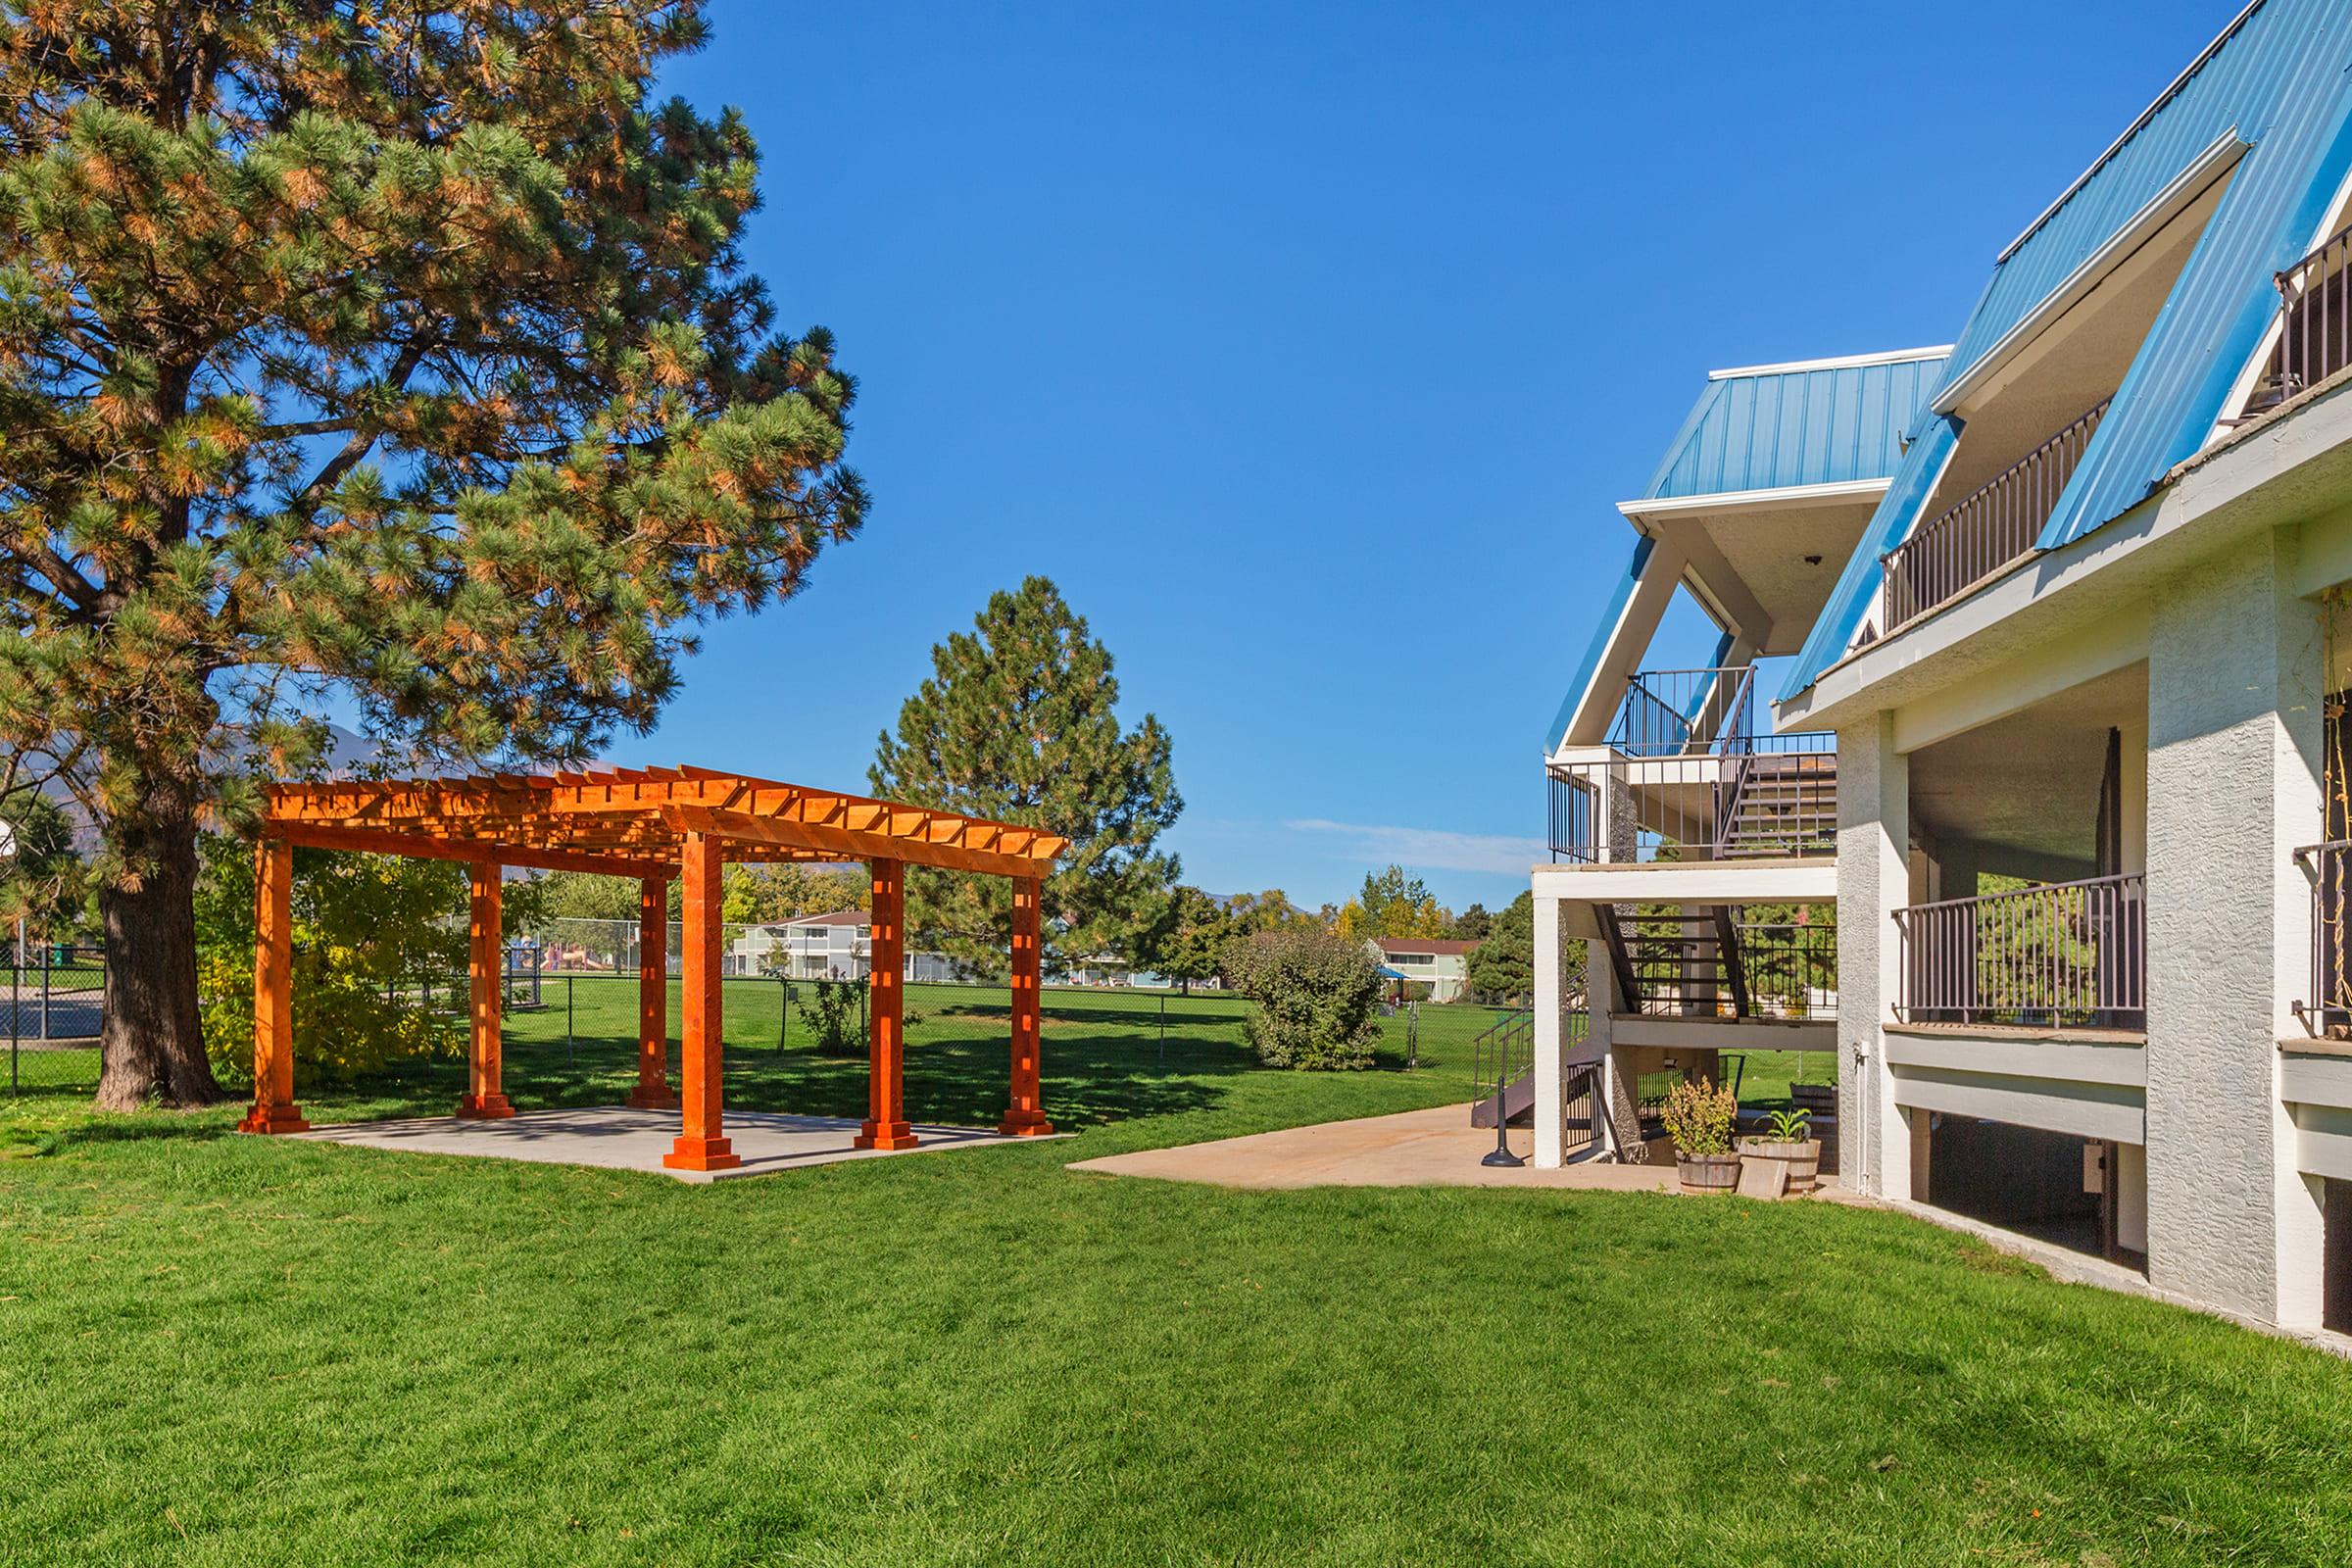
[660, 804, 1056, 879]
[272, 823, 671, 880]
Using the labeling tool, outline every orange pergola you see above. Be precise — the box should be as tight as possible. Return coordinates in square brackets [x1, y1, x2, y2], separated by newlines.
[236, 765, 1066, 1171]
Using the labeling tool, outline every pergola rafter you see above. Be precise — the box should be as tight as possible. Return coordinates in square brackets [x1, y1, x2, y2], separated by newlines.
[239, 766, 1063, 1170]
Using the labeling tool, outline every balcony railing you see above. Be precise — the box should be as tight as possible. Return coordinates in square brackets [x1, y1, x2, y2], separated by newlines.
[1893, 871, 2145, 1030]
[1548, 666, 1836, 863]
[2246, 222, 2352, 419]
[1609, 910, 1838, 1021]
[2294, 840, 2351, 1038]
[1878, 399, 2110, 634]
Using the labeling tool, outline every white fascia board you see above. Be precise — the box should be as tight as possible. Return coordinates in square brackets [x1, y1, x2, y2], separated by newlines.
[1610, 1016, 1838, 1052]
[1706, 345, 1954, 381]
[1531, 858, 1838, 906]
[1618, 476, 1890, 519]
[1779, 373, 2352, 737]
[1937, 128, 2249, 417]
[1890, 1063, 2146, 1144]
[1885, 1027, 2148, 1088]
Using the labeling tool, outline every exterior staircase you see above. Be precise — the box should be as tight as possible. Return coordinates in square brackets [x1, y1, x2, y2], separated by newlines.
[1715, 751, 1838, 858]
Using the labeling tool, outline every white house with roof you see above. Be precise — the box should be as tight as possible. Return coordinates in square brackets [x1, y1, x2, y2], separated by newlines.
[1368, 937, 1474, 1002]
[1528, 0, 2352, 1339]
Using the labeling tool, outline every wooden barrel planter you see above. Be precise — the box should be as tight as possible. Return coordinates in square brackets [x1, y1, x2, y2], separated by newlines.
[1740, 1139, 1824, 1195]
[1676, 1152, 1741, 1195]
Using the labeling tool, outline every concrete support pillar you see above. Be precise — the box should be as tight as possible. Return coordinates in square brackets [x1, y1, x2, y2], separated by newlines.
[2145, 533, 2323, 1324]
[237, 837, 308, 1135]
[1836, 711, 1909, 1200]
[456, 860, 514, 1120]
[663, 833, 739, 1172]
[857, 858, 917, 1151]
[1000, 875, 1052, 1136]
[1533, 886, 1564, 1166]
[627, 876, 678, 1110]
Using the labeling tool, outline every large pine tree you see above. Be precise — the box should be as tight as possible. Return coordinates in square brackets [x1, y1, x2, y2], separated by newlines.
[871, 577, 1180, 973]
[0, 4, 866, 1108]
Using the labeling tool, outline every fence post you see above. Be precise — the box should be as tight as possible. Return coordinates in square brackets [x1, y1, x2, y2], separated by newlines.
[778, 973, 788, 1051]
[40, 940, 50, 1044]
[8, 929, 18, 1095]
[1158, 992, 1166, 1065]
[566, 976, 575, 1056]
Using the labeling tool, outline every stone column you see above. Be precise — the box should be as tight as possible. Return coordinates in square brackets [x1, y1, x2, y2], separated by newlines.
[1836, 711, 1909, 1199]
[2145, 532, 2323, 1325]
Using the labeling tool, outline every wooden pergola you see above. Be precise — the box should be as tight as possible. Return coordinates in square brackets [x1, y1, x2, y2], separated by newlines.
[236, 765, 1066, 1171]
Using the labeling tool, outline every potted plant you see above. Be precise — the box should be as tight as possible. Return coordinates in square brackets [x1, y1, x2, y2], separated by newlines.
[1740, 1107, 1823, 1195]
[1659, 1077, 1740, 1195]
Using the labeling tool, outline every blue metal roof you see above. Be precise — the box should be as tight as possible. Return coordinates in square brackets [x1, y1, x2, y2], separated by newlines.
[1642, 352, 1947, 501]
[1783, 0, 2352, 703]
[1547, 535, 1654, 750]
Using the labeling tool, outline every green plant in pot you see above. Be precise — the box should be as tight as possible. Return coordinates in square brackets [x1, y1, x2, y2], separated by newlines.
[1740, 1106, 1824, 1195]
[1660, 1077, 1740, 1195]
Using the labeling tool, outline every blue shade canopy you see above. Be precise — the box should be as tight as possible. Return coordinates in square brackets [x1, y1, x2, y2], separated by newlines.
[1642, 351, 1947, 502]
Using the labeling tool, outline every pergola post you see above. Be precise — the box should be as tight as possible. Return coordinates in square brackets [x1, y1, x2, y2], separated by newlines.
[663, 832, 739, 1171]
[1000, 874, 1053, 1136]
[626, 875, 678, 1109]
[856, 857, 917, 1150]
[456, 860, 514, 1118]
[236, 837, 307, 1134]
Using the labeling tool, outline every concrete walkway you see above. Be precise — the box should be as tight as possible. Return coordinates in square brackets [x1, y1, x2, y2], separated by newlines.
[295, 1106, 1056, 1184]
[1067, 1102, 1685, 1192]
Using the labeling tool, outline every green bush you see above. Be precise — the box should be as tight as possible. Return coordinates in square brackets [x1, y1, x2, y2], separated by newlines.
[1221, 926, 1381, 1070]
[807, 978, 865, 1056]
[194, 834, 468, 1084]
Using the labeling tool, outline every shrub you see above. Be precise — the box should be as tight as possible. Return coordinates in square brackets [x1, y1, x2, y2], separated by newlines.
[194, 834, 467, 1084]
[808, 979, 865, 1056]
[1660, 1076, 1739, 1156]
[1221, 926, 1382, 1070]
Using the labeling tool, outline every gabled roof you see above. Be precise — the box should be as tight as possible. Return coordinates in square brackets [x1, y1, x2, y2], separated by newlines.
[1784, 0, 2352, 703]
[1640, 348, 1948, 503]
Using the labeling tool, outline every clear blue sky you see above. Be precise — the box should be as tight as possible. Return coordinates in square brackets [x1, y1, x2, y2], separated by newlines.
[608, 0, 2235, 913]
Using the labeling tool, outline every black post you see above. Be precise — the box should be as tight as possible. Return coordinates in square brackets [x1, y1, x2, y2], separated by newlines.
[1481, 1075, 1524, 1168]
[1158, 992, 1166, 1066]
[39, 940, 49, 1044]
[778, 973, 788, 1052]
[8, 932, 18, 1096]
[566, 975, 575, 1053]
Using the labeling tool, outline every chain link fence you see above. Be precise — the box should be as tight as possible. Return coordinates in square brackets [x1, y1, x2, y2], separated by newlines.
[6, 941, 104, 1094]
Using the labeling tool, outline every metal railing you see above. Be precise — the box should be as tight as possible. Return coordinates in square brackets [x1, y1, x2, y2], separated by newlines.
[1608, 666, 1755, 759]
[7, 942, 106, 1094]
[1547, 729, 1836, 863]
[1879, 398, 2110, 633]
[1612, 912, 1837, 1021]
[2247, 222, 2352, 419]
[1893, 871, 2145, 1030]
[2295, 840, 2352, 1038]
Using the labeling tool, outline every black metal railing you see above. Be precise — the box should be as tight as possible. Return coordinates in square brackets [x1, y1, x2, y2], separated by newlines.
[1547, 729, 1837, 863]
[1613, 912, 1837, 1021]
[1879, 398, 2110, 632]
[1894, 872, 2145, 1029]
[2295, 840, 2351, 1038]
[2247, 222, 2352, 419]
[1608, 666, 1755, 759]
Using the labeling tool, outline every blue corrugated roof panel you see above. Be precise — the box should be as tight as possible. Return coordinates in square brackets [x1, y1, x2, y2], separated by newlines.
[1783, 0, 2352, 703]
[1643, 352, 1947, 500]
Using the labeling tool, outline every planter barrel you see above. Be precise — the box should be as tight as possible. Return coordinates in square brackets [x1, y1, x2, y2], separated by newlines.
[1675, 1151, 1741, 1196]
[1740, 1138, 1824, 1195]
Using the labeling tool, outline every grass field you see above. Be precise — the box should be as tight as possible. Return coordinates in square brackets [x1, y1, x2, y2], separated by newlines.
[5, 992, 2346, 1566]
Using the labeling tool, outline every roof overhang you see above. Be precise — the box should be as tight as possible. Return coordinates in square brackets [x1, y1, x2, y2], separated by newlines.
[1618, 476, 1892, 524]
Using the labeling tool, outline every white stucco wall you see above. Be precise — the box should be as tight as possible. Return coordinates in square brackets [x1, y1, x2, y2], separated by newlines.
[1835, 712, 1910, 1200]
[2143, 530, 2325, 1325]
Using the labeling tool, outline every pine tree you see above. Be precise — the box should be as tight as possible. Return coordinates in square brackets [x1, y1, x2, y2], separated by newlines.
[0, 5, 866, 1107]
[870, 577, 1180, 973]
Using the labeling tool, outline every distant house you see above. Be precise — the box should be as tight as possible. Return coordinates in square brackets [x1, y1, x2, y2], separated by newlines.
[1366, 937, 1473, 1003]
[734, 910, 963, 984]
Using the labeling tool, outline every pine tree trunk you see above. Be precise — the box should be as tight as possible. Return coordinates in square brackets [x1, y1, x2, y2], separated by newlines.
[93, 782, 220, 1111]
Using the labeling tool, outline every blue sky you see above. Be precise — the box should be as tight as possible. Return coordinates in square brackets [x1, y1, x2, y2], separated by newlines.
[609, 0, 2236, 913]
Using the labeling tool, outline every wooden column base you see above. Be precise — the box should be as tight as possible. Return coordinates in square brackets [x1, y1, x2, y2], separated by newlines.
[662, 1135, 740, 1172]
[997, 1111, 1054, 1137]
[855, 1120, 918, 1151]
[455, 1093, 515, 1119]
[626, 1081, 680, 1110]
[236, 1102, 309, 1135]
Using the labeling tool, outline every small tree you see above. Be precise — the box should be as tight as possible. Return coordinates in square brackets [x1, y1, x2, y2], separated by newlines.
[1140, 885, 1231, 993]
[1221, 926, 1382, 1070]
[1334, 865, 1448, 944]
[871, 577, 1181, 973]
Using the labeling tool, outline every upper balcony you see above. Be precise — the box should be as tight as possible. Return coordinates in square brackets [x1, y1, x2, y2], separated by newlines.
[2243, 221, 2352, 422]
[1875, 397, 2109, 636]
[1547, 665, 1837, 864]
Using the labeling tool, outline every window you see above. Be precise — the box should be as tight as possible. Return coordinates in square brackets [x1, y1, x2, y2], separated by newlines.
[1389, 954, 1434, 967]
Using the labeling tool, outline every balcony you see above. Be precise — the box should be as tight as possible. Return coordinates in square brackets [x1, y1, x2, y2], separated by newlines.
[1893, 872, 2145, 1031]
[1877, 398, 2110, 635]
[2245, 222, 2352, 419]
[1547, 665, 1837, 863]
[2294, 840, 2351, 1038]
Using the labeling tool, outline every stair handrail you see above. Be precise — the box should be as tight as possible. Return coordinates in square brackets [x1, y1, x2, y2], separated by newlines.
[1711, 663, 1762, 856]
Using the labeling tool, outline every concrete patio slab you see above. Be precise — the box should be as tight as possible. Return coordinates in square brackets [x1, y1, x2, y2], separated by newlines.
[294, 1105, 1060, 1183]
[1066, 1102, 1690, 1192]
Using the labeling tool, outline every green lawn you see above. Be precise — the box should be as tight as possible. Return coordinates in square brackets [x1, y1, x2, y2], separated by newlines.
[3, 991, 2347, 1566]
